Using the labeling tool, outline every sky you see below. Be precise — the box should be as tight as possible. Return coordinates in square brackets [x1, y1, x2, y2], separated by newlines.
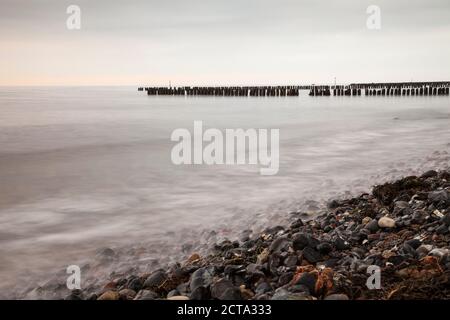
[0, 0, 449, 86]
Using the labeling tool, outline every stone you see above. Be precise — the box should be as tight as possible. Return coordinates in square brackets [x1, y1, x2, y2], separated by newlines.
[269, 237, 291, 253]
[118, 289, 136, 300]
[436, 224, 448, 235]
[255, 282, 272, 295]
[405, 239, 422, 250]
[143, 270, 167, 289]
[416, 244, 433, 257]
[166, 289, 179, 298]
[239, 286, 255, 300]
[190, 286, 210, 300]
[292, 272, 316, 294]
[422, 170, 438, 178]
[256, 248, 270, 264]
[429, 248, 448, 259]
[378, 216, 396, 228]
[278, 272, 294, 286]
[127, 277, 143, 292]
[64, 292, 83, 300]
[292, 233, 309, 250]
[211, 279, 241, 300]
[167, 295, 189, 300]
[428, 190, 449, 204]
[97, 290, 120, 300]
[393, 201, 412, 216]
[187, 253, 201, 263]
[292, 233, 320, 250]
[302, 247, 323, 263]
[189, 267, 214, 292]
[362, 217, 372, 225]
[316, 242, 333, 255]
[284, 255, 298, 267]
[335, 237, 350, 250]
[441, 213, 450, 226]
[324, 293, 349, 300]
[134, 289, 159, 300]
[271, 288, 311, 300]
[290, 284, 311, 294]
[327, 199, 341, 209]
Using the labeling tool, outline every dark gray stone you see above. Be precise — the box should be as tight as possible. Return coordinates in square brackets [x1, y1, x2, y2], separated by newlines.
[255, 282, 272, 295]
[316, 242, 333, 255]
[143, 270, 167, 289]
[292, 272, 316, 295]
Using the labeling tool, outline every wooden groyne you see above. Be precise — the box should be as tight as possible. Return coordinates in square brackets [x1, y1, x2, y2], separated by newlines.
[138, 86, 310, 97]
[138, 82, 449, 97]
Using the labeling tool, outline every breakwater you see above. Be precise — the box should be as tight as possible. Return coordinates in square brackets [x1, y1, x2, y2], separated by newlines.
[138, 82, 450, 97]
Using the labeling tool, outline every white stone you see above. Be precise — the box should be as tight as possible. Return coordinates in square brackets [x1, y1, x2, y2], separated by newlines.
[378, 216, 396, 228]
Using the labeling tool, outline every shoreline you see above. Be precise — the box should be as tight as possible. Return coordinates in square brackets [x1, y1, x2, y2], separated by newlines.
[66, 169, 450, 300]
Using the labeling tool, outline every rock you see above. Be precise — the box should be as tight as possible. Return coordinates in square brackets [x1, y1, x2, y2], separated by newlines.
[211, 279, 241, 300]
[393, 201, 412, 216]
[290, 284, 311, 295]
[127, 277, 143, 292]
[378, 216, 396, 228]
[166, 289, 179, 298]
[416, 245, 433, 257]
[292, 233, 319, 250]
[143, 270, 167, 289]
[190, 286, 210, 300]
[292, 233, 310, 250]
[246, 263, 265, 279]
[284, 255, 298, 267]
[327, 199, 341, 209]
[428, 190, 449, 204]
[367, 233, 380, 242]
[405, 239, 422, 250]
[64, 291, 83, 300]
[167, 295, 189, 300]
[290, 219, 304, 229]
[436, 224, 448, 235]
[256, 248, 270, 264]
[302, 247, 323, 263]
[176, 282, 189, 295]
[361, 217, 371, 225]
[429, 248, 448, 259]
[224, 264, 245, 276]
[97, 290, 120, 300]
[292, 272, 316, 295]
[422, 170, 438, 178]
[324, 258, 339, 268]
[271, 288, 312, 300]
[269, 253, 281, 272]
[134, 289, 159, 300]
[324, 293, 349, 300]
[190, 267, 214, 292]
[441, 213, 450, 226]
[255, 282, 272, 295]
[278, 272, 294, 286]
[239, 285, 255, 300]
[335, 237, 350, 250]
[269, 237, 291, 253]
[118, 289, 136, 300]
[316, 242, 333, 255]
[187, 253, 201, 263]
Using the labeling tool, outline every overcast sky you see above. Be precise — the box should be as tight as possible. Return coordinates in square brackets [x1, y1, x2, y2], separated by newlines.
[0, 0, 449, 86]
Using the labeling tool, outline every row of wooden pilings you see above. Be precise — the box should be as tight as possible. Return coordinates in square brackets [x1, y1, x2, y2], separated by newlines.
[309, 84, 450, 96]
[138, 86, 310, 97]
[138, 82, 450, 97]
[363, 86, 449, 96]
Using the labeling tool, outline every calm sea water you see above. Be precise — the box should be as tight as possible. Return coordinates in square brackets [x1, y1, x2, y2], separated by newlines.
[0, 86, 449, 297]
